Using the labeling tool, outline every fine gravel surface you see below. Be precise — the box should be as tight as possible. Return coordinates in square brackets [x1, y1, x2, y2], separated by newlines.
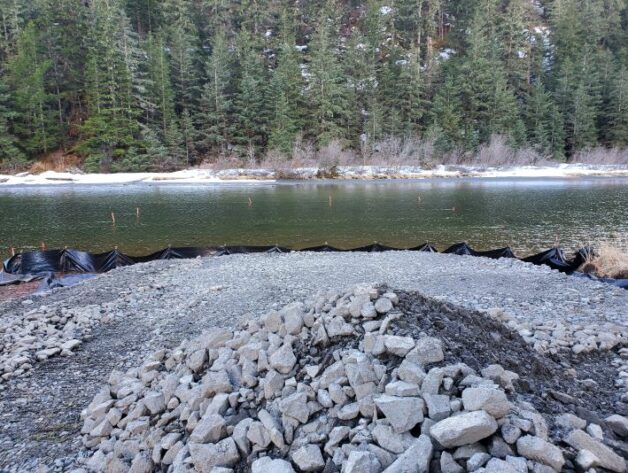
[0, 251, 626, 472]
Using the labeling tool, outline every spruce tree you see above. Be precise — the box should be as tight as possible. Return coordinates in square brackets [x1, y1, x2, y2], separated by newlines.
[198, 27, 234, 158]
[6, 21, 58, 156]
[267, 10, 304, 154]
[606, 65, 628, 147]
[233, 28, 270, 158]
[0, 74, 24, 167]
[79, 0, 145, 171]
[307, 0, 352, 147]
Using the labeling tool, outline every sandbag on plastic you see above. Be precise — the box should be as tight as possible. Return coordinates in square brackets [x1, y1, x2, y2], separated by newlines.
[570, 246, 594, 270]
[350, 243, 396, 252]
[475, 247, 517, 259]
[443, 242, 477, 256]
[522, 248, 573, 272]
[216, 245, 289, 256]
[301, 244, 345, 252]
[408, 243, 438, 252]
[5, 249, 64, 274]
[133, 246, 212, 263]
[61, 249, 99, 273]
[92, 249, 136, 272]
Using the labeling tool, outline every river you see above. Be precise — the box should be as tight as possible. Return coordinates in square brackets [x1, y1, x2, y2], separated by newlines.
[0, 177, 626, 259]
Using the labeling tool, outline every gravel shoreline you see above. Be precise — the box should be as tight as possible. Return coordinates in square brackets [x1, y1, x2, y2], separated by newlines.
[0, 252, 626, 472]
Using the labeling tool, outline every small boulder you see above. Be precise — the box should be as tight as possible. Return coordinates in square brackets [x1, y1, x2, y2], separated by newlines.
[291, 444, 325, 472]
[430, 411, 498, 448]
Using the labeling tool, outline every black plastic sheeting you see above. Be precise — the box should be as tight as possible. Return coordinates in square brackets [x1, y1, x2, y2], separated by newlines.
[2, 244, 626, 289]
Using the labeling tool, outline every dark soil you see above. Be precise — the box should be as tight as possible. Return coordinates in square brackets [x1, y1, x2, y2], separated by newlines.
[393, 290, 627, 439]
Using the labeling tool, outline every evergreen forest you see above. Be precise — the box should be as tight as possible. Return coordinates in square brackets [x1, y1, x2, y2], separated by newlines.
[0, 0, 626, 171]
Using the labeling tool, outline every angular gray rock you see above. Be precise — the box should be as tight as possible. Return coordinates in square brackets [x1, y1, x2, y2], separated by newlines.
[605, 414, 628, 437]
[291, 444, 325, 472]
[252, 457, 295, 473]
[406, 337, 444, 366]
[564, 429, 626, 472]
[461, 387, 511, 418]
[515, 435, 564, 471]
[430, 411, 498, 448]
[188, 438, 240, 473]
[343, 451, 381, 473]
[381, 434, 433, 473]
[189, 414, 226, 443]
[269, 344, 297, 374]
[374, 395, 424, 433]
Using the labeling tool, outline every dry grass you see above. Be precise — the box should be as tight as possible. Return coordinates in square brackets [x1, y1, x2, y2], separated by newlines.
[579, 242, 628, 279]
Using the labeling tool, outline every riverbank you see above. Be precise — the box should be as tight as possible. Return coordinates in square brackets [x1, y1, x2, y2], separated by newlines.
[1, 163, 627, 186]
[0, 252, 626, 471]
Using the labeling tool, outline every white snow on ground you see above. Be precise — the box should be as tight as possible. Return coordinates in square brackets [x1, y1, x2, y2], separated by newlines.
[0, 164, 626, 186]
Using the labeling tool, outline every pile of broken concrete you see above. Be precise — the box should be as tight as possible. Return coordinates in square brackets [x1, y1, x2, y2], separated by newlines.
[77, 285, 627, 473]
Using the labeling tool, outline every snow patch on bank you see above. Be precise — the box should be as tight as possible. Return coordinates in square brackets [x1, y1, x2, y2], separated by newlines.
[0, 163, 626, 186]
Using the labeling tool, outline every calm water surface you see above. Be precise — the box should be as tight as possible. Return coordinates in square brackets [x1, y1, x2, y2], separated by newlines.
[0, 178, 626, 258]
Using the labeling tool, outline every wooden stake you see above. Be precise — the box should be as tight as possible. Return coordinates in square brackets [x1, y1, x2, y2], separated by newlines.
[248, 197, 253, 208]
[328, 194, 333, 207]
[40, 241, 46, 251]
[111, 211, 116, 225]
[10, 246, 15, 256]
[136, 207, 141, 219]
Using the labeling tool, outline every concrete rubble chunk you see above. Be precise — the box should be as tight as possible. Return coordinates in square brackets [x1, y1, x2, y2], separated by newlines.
[343, 451, 381, 473]
[467, 452, 491, 471]
[270, 344, 297, 374]
[374, 297, 393, 314]
[564, 429, 626, 472]
[279, 392, 309, 424]
[515, 435, 564, 471]
[143, 391, 165, 415]
[406, 337, 444, 366]
[291, 444, 325, 472]
[462, 387, 512, 418]
[555, 413, 586, 431]
[397, 360, 426, 385]
[372, 424, 415, 454]
[381, 434, 433, 473]
[188, 438, 240, 473]
[252, 457, 295, 473]
[485, 458, 518, 473]
[375, 395, 424, 433]
[430, 410, 498, 448]
[189, 414, 226, 443]
[605, 414, 628, 437]
[440, 451, 464, 473]
[423, 393, 451, 421]
[383, 335, 415, 357]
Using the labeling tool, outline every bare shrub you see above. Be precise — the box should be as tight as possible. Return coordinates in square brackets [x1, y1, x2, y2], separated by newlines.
[571, 147, 628, 165]
[366, 136, 442, 168]
[464, 135, 546, 167]
[316, 140, 358, 167]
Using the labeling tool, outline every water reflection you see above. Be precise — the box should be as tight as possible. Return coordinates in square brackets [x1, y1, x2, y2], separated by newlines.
[0, 178, 626, 258]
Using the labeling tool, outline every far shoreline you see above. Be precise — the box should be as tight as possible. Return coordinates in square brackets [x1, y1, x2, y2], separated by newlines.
[1, 163, 627, 187]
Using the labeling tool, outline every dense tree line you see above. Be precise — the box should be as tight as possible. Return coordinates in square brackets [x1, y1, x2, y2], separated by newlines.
[0, 0, 626, 171]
